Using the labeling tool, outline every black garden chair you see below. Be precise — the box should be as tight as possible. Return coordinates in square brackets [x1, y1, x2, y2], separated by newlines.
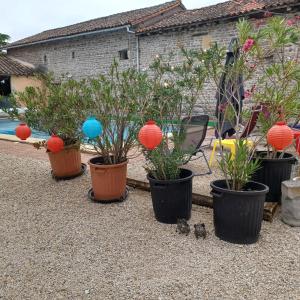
[179, 114, 212, 175]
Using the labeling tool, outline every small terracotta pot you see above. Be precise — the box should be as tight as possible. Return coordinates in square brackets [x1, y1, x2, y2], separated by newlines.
[88, 156, 128, 201]
[48, 145, 82, 178]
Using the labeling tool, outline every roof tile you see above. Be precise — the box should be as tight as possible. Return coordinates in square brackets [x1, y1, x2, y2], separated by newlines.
[6, 1, 182, 48]
[137, 0, 300, 33]
[0, 55, 34, 76]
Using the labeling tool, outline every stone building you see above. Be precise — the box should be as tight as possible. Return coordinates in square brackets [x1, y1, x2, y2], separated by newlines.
[2, 0, 300, 114]
[0, 54, 39, 96]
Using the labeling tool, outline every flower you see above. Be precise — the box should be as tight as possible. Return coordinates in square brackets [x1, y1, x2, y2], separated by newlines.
[248, 63, 257, 70]
[250, 84, 256, 93]
[163, 82, 169, 88]
[264, 11, 273, 18]
[218, 103, 227, 112]
[262, 106, 271, 118]
[287, 19, 296, 26]
[242, 38, 255, 52]
[244, 90, 252, 99]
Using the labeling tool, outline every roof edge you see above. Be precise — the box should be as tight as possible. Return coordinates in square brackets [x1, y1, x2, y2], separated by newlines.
[3, 1, 182, 50]
[2, 25, 130, 50]
[131, 0, 185, 25]
[137, 1, 300, 35]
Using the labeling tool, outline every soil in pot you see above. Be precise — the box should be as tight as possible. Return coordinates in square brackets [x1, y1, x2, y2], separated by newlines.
[252, 151, 296, 202]
[147, 168, 193, 224]
[211, 180, 269, 244]
[48, 145, 82, 178]
[88, 156, 128, 201]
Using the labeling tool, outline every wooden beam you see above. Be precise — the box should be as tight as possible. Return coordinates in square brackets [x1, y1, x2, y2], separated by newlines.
[126, 177, 279, 222]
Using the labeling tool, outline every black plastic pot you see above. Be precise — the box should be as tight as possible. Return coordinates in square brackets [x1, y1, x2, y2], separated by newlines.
[210, 180, 269, 244]
[252, 151, 296, 202]
[147, 168, 193, 224]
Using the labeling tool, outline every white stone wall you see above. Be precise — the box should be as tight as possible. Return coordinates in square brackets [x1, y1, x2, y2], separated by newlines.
[8, 29, 137, 80]
[7, 11, 299, 115]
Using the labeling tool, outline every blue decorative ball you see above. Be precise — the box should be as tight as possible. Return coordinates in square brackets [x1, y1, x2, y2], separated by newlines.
[82, 116, 102, 138]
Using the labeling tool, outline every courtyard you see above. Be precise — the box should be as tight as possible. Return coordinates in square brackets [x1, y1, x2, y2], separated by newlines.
[0, 141, 299, 299]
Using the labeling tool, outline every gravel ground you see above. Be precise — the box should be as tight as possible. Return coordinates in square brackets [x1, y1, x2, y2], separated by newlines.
[0, 153, 299, 300]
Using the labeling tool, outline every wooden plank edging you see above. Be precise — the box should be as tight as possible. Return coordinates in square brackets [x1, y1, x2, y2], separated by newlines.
[126, 177, 278, 222]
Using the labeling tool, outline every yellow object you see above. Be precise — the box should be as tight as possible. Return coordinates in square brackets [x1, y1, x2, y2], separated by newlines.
[209, 139, 254, 167]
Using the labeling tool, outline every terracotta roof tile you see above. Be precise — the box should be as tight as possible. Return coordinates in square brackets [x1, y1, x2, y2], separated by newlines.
[137, 0, 300, 33]
[6, 1, 182, 48]
[0, 55, 34, 76]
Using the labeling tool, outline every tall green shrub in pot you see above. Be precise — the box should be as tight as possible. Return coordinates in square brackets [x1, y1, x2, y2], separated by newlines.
[85, 61, 151, 202]
[183, 20, 267, 243]
[184, 16, 299, 243]
[251, 16, 300, 201]
[141, 52, 208, 224]
[7, 74, 93, 179]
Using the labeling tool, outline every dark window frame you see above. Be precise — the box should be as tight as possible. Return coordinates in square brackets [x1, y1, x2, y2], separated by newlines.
[118, 49, 129, 60]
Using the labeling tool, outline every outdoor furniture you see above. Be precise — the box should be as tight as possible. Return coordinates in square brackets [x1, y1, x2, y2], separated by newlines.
[240, 105, 262, 138]
[215, 38, 244, 139]
[180, 115, 212, 175]
[292, 118, 300, 130]
[209, 139, 254, 167]
[293, 129, 300, 155]
[210, 105, 260, 166]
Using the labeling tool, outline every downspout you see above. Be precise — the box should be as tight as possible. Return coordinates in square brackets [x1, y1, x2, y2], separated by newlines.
[126, 26, 140, 72]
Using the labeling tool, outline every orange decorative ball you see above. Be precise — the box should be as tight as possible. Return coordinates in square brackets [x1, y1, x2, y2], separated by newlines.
[47, 134, 64, 153]
[267, 122, 294, 151]
[138, 120, 163, 150]
[15, 123, 31, 140]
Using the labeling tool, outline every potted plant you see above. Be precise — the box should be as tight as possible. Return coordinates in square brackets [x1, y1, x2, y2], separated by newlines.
[181, 19, 277, 243]
[250, 16, 300, 202]
[140, 52, 207, 224]
[7, 74, 93, 179]
[196, 16, 300, 243]
[84, 61, 150, 202]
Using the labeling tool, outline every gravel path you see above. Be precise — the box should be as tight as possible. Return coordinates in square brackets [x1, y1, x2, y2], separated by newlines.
[0, 153, 299, 300]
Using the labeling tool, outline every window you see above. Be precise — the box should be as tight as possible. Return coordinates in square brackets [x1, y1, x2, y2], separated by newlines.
[192, 33, 212, 50]
[43, 55, 47, 64]
[118, 49, 129, 60]
[72, 51, 75, 59]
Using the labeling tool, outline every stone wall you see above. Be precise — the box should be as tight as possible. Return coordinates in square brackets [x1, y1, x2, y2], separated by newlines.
[138, 13, 299, 116]
[7, 11, 299, 116]
[8, 29, 137, 80]
[139, 21, 238, 115]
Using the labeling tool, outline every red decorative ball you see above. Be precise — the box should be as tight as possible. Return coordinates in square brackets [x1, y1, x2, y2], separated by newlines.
[138, 120, 163, 150]
[47, 134, 64, 153]
[267, 122, 294, 151]
[15, 123, 31, 140]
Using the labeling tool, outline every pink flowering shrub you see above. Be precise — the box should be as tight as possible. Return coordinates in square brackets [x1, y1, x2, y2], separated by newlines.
[242, 38, 255, 52]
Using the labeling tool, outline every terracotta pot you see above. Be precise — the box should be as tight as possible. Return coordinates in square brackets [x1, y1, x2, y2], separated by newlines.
[48, 145, 82, 178]
[88, 156, 128, 201]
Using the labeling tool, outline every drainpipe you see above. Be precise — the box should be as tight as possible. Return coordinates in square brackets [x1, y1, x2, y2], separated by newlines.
[126, 26, 140, 72]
